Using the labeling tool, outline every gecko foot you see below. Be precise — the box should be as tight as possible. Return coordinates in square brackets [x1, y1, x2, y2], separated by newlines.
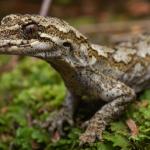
[79, 121, 104, 145]
[79, 130, 103, 145]
[44, 108, 74, 136]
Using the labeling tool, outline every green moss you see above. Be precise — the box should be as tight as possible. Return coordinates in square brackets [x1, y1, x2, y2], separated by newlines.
[0, 56, 150, 150]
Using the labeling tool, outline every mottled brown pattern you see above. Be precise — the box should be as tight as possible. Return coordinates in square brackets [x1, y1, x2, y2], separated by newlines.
[0, 14, 149, 145]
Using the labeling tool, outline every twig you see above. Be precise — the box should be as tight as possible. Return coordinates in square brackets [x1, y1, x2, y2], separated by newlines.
[40, 0, 53, 16]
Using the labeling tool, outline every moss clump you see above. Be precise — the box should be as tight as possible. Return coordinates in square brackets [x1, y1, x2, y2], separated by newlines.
[0, 56, 149, 150]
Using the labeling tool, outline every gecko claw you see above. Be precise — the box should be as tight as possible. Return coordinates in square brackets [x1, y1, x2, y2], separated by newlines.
[48, 115, 73, 136]
[79, 133, 96, 145]
[43, 109, 74, 137]
[79, 129, 103, 145]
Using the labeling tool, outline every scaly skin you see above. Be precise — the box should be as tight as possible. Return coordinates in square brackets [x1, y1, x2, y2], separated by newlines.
[0, 14, 149, 144]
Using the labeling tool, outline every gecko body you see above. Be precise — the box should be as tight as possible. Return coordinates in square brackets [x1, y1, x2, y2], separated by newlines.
[0, 14, 149, 144]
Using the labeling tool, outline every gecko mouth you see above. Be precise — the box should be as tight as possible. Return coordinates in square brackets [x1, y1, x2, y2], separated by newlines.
[0, 39, 50, 55]
[0, 39, 58, 59]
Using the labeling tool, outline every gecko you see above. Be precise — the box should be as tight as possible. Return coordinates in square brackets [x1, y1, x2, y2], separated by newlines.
[0, 14, 149, 144]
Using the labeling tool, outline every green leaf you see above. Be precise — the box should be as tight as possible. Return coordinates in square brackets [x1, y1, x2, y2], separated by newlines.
[104, 132, 130, 150]
[140, 89, 150, 100]
[110, 121, 129, 136]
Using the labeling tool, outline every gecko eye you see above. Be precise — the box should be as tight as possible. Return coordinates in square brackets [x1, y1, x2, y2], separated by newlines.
[22, 23, 39, 39]
[63, 42, 72, 50]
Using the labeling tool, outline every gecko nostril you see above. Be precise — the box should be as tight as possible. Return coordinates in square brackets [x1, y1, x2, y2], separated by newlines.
[63, 42, 73, 50]
[63, 42, 71, 47]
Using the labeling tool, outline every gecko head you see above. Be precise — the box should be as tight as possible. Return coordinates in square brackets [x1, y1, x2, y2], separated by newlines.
[0, 14, 91, 67]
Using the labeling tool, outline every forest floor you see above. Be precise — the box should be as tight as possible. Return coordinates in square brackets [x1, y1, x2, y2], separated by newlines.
[0, 55, 149, 150]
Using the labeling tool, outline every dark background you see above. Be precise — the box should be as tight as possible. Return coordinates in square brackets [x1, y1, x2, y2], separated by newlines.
[0, 0, 149, 21]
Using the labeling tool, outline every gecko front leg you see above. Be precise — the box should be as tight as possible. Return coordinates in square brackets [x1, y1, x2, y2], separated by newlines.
[47, 92, 79, 136]
[78, 72, 136, 144]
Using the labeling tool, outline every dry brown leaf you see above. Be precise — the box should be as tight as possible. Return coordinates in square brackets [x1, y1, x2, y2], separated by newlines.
[1, 107, 8, 113]
[52, 131, 61, 142]
[137, 100, 149, 108]
[126, 118, 139, 137]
